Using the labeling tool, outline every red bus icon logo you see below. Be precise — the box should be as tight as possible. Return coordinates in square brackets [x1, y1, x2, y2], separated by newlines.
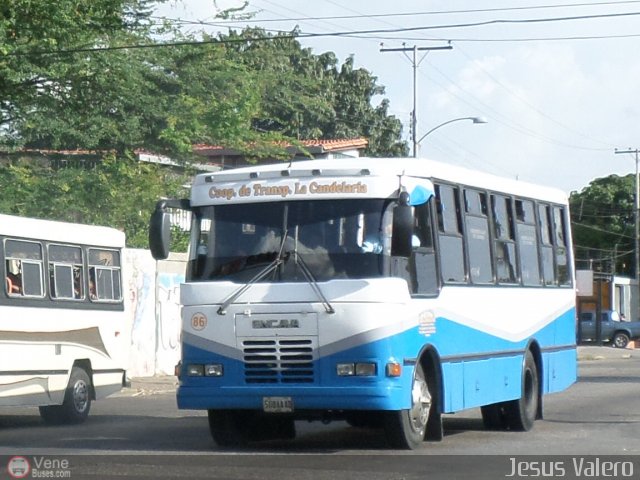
[7, 456, 30, 479]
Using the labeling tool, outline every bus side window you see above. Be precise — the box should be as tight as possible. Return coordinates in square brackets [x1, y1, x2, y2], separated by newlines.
[88, 248, 122, 302]
[553, 206, 571, 286]
[538, 204, 555, 286]
[492, 195, 518, 284]
[411, 203, 439, 295]
[435, 184, 466, 283]
[515, 199, 541, 286]
[48, 244, 84, 300]
[464, 189, 493, 284]
[4, 240, 44, 298]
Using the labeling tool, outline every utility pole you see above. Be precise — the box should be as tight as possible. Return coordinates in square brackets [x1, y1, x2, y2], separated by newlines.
[380, 43, 452, 158]
[615, 148, 640, 320]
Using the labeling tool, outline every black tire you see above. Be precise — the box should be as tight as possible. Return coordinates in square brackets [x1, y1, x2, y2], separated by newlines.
[504, 350, 539, 431]
[383, 363, 431, 449]
[612, 332, 630, 349]
[40, 367, 92, 424]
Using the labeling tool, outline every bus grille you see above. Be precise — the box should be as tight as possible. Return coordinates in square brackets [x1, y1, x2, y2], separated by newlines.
[242, 338, 315, 384]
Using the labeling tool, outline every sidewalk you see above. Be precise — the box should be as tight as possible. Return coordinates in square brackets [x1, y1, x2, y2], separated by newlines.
[117, 346, 635, 398]
[117, 374, 178, 397]
[577, 344, 637, 361]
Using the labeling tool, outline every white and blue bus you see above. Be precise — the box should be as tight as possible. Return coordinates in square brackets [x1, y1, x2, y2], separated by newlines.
[0, 214, 127, 424]
[150, 157, 576, 449]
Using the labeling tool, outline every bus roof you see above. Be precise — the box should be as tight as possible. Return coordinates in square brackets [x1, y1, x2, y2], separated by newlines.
[0, 214, 125, 248]
[195, 157, 569, 205]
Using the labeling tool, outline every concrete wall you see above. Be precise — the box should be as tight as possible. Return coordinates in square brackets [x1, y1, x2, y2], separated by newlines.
[124, 249, 186, 377]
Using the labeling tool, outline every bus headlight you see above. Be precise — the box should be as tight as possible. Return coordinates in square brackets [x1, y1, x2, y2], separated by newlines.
[355, 363, 377, 376]
[336, 363, 355, 376]
[187, 364, 204, 376]
[336, 362, 376, 376]
[205, 364, 224, 377]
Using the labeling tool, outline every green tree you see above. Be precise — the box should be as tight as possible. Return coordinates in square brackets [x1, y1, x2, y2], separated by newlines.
[570, 174, 635, 275]
[1, 3, 409, 247]
[0, 155, 189, 248]
[218, 28, 408, 157]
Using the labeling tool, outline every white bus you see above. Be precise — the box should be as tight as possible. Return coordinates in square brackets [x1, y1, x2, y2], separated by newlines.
[1, 214, 127, 423]
[150, 157, 576, 449]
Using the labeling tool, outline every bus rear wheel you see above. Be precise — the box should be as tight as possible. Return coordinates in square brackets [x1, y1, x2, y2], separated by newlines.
[383, 363, 431, 449]
[504, 350, 539, 431]
[40, 367, 92, 424]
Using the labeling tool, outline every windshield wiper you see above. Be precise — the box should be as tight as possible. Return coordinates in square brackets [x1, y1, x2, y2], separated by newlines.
[293, 251, 335, 314]
[217, 229, 289, 315]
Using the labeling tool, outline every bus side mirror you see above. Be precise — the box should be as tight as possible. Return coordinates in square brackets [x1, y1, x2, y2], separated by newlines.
[149, 204, 172, 260]
[391, 194, 413, 258]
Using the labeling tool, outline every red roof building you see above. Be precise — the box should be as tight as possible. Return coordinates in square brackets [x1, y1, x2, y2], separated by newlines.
[191, 138, 368, 171]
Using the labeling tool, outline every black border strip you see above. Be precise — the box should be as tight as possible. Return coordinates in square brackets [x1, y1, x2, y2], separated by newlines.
[439, 344, 576, 363]
[93, 369, 126, 374]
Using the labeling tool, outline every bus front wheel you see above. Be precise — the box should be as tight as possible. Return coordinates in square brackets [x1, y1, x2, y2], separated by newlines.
[383, 363, 431, 449]
[40, 367, 92, 424]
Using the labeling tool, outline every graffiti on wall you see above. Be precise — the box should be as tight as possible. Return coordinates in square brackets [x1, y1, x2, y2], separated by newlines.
[155, 273, 183, 374]
[124, 249, 184, 377]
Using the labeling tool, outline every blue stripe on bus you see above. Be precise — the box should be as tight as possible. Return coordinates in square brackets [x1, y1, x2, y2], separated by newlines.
[177, 308, 576, 412]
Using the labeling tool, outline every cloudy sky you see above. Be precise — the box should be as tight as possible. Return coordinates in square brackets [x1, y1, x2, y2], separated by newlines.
[156, 0, 640, 193]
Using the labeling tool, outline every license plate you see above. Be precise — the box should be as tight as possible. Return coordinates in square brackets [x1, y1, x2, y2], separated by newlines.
[263, 396, 294, 413]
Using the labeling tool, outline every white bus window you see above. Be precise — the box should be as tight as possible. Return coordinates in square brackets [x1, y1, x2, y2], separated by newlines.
[48, 244, 84, 300]
[4, 239, 44, 298]
[88, 249, 122, 302]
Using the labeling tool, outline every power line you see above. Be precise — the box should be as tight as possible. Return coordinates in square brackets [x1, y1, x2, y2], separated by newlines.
[161, 1, 640, 24]
[8, 7, 640, 57]
[571, 221, 636, 239]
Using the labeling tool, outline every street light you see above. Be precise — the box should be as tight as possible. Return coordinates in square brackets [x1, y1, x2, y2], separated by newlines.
[415, 116, 488, 157]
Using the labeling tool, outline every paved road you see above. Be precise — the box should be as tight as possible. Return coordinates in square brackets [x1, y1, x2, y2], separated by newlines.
[0, 347, 638, 479]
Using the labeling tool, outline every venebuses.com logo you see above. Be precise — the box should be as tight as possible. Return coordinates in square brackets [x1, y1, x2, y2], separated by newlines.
[6, 455, 71, 478]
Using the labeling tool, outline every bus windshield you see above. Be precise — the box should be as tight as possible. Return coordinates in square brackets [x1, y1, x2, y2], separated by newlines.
[188, 199, 391, 282]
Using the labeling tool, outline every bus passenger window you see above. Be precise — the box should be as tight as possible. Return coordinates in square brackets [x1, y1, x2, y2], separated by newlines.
[48, 244, 84, 300]
[4, 240, 44, 298]
[435, 184, 466, 283]
[464, 190, 493, 284]
[410, 203, 439, 295]
[553, 207, 571, 286]
[538, 204, 555, 286]
[515, 199, 541, 286]
[491, 195, 518, 284]
[88, 249, 122, 302]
